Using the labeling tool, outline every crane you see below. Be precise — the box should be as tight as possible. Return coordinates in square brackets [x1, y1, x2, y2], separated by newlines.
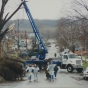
[21, 0, 48, 60]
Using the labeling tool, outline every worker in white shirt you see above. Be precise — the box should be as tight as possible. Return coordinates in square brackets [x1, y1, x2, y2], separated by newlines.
[26, 64, 34, 82]
[47, 62, 55, 81]
[33, 64, 39, 81]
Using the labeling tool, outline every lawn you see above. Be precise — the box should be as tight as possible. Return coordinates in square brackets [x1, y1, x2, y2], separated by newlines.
[83, 61, 88, 69]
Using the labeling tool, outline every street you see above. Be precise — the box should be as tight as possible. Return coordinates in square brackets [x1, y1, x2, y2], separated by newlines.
[0, 69, 88, 88]
[45, 43, 59, 59]
[0, 43, 88, 88]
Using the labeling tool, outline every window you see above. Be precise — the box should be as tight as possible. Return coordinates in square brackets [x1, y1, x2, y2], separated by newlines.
[65, 55, 68, 59]
[64, 55, 68, 59]
[68, 54, 77, 58]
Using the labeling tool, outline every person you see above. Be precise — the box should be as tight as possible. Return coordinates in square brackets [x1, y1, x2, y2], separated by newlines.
[54, 53, 57, 57]
[54, 64, 58, 78]
[26, 64, 34, 82]
[39, 63, 42, 71]
[45, 62, 50, 80]
[33, 64, 39, 81]
[47, 62, 55, 81]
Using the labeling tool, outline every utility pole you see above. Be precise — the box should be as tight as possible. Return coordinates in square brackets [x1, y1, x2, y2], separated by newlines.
[17, 19, 20, 50]
[25, 30, 27, 50]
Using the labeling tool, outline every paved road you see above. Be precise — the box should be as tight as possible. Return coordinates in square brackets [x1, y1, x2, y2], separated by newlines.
[0, 69, 88, 88]
[45, 43, 59, 59]
[0, 43, 88, 88]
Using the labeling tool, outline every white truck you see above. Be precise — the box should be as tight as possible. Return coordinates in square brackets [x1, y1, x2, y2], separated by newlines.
[54, 52, 83, 73]
[60, 53, 83, 72]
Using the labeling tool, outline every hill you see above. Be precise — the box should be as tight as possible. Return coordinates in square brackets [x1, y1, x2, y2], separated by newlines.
[5, 19, 59, 31]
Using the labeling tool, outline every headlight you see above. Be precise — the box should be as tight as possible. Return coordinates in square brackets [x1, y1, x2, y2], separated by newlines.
[86, 72, 88, 74]
[72, 64, 75, 66]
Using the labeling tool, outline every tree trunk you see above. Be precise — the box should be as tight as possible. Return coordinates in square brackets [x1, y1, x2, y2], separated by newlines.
[0, 42, 3, 58]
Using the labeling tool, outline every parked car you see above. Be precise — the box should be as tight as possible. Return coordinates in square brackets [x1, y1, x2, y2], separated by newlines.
[19, 51, 28, 57]
[83, 67, 88, 80]
[12, 45, 18, 50]
[47, 45, 51, 47]
[20, 46, 26, 50]
[27, 50, 38, 57]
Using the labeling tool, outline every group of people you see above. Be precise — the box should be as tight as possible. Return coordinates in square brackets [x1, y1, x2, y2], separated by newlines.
[25, 62, 59, 82]
[45, 62, 59, 81]
[26, 64, 39, 82]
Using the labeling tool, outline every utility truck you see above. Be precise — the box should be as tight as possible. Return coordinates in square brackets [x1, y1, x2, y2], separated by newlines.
[21, 0, 48, 67]
[52, 52, 83, 73]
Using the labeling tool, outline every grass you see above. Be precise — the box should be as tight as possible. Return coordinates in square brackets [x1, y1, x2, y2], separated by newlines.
[84, 55, 88, 59]
[83, 61, 88, 69]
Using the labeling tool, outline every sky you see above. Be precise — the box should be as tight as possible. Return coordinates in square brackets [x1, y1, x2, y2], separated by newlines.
[0, 0, 74, 20]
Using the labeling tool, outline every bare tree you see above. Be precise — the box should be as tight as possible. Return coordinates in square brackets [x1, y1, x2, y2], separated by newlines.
[72, 0, 88, 52]
[57, 18, 85, 53]
[0, 0, 25, 57]
[57, 0, 88, 53]
[73, 0, 88, 20]
[0, 0, 26, 41]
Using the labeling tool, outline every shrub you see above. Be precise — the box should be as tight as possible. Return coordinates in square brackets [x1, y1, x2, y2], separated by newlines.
[0, 76, 5, 82]
[1, 59, 23, 75]
[0, 58, 24, 81]
[0, 66, 17, 81]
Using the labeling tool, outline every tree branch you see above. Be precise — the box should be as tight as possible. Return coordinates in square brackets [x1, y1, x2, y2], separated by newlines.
[3, 1, 25, 26]
[0, 27, 9, 42]
[0, 1, 26, 32]
[73, 9, 88, 20]
[4, 12, 9, 20]
[0, 0, 8, 21]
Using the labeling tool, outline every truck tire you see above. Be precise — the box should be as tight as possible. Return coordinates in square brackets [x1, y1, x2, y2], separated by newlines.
[76, 68, 83, 73]
[85, 77, 88, 80]
[67, 65, 73, 72]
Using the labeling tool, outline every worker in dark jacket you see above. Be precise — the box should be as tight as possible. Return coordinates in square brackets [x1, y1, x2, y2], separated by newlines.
[54, 64, 58, 78]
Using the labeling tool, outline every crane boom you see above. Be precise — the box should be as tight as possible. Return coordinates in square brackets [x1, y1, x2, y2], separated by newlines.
[21, 0, 48, 60]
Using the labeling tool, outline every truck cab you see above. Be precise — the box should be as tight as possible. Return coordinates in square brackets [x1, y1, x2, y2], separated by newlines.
[60, 53, 83, 73]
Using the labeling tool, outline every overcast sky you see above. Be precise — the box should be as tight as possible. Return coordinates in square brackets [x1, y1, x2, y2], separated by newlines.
[0, 0, 74, 20]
